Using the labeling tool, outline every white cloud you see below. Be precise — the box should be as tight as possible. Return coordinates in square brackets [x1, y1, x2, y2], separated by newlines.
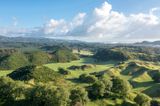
[1, 1, 160, 43]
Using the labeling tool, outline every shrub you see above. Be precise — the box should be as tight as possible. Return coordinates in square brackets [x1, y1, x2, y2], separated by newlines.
[134, 93, 151, 106]
[111, 77, 132, 97]
[58, 68, 71, 75]
[151, 99, 160, 106]
[70, 87, 89, 106]
[101, 78, 113, 97]
[152, 71, 160, 83]
[88, 81, 105, 99]
[0, 77, 25, 105]
[79, 74, 97, 83]
[28, 84, 70, 106]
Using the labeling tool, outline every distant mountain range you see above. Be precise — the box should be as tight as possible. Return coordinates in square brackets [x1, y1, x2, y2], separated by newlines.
[0, 35, 160, 46]
[135, 41, 160, 47]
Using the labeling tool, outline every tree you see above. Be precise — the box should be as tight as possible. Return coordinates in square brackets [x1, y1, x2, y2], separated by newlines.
[88, 81, 105, 99]
[79, 74, 97, 83]
[111, 77, 131, 97]
[58, 67, 71, 75]
[101, 78, 113, 97]
[152, 72, 160, 83]
[151, 99, 160, 106]
[134, 93, 151, 106]
[0, 77, 25, 105]
[70, 87, 89, 106]
[28, 84, 70, 106]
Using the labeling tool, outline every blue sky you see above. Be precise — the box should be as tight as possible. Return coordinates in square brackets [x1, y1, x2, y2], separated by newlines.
[0, 0, 160, 42]
[0, 0, 160, 27]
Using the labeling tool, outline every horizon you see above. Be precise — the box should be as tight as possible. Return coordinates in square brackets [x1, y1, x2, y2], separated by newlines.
[0, 0, 160, 42]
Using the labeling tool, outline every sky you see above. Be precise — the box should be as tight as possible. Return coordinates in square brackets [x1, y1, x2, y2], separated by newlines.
[0, 0, 160, 43]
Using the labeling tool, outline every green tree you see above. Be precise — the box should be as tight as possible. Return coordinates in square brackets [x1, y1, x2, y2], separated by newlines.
[101, 78, 113, 97]
[152, 72, 160, 83]
[151, 99, 160, 106]
[0, 77, 25, 105]
[111, 77, 131, 97]
[134, 93, 151, 106]
[88, 81, 105, 99]
[79, 74, 97, 83]
[70, 87, 89, 106]
[28, 84, 70, 106]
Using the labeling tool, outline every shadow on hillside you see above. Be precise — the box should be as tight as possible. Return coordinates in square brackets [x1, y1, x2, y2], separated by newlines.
[80, 57, 119, 65]
[143, 83, 160, 97]
[66, 78, 85, 84]
[130, 81, 155, 88]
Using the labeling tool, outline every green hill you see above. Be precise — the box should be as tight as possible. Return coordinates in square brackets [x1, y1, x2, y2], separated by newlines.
[132, 72, 153, 83]
[52, 47, 79, 63]
[93, 49, 131, 61]
[0, 52, 29, 70]
[8, 65, 62, 82]
[25, 51, 52, 65]
[121, 62, 149, 76]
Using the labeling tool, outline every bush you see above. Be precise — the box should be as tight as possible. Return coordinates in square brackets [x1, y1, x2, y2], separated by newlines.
[70, 87, 89, 106]
[134, 93, 151, 106]
[111, 77, 132, 97]
[0, 77, 25, 105]
[88, 81, 105, 99]
[58, 67, 71, 75]
[28, 84, 70, 106]
[152, 71, 160, 83]
[151, 99, 160, 106]
[79, 74, 97, 83]
[101, 78, 113, 97]
[68, 64, 93, 71]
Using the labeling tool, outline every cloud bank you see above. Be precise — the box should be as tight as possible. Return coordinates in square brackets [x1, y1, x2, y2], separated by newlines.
[1, 1, 160, 42]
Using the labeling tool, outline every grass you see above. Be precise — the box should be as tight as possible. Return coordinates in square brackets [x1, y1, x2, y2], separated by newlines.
[0, 70, 13, 77]
[132, 72, 153, 83]
[87, 99, 123, 106]
[45, 57, 116, 79]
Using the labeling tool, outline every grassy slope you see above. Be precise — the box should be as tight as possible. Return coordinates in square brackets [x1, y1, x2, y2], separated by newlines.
[45, 57, 116, 79]
[0, 70, 13, 77]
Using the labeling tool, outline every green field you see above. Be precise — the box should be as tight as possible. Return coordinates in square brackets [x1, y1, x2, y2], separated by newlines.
[0, 70, 13, 77]
[45, 57, 116, 79]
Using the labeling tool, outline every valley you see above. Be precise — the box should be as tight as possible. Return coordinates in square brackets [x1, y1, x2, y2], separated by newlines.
[0, 39, 160, 106]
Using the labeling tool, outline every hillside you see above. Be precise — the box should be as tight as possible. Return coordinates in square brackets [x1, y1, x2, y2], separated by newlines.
[0, 44, 160, 106]
[8, 65, 62, 82]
